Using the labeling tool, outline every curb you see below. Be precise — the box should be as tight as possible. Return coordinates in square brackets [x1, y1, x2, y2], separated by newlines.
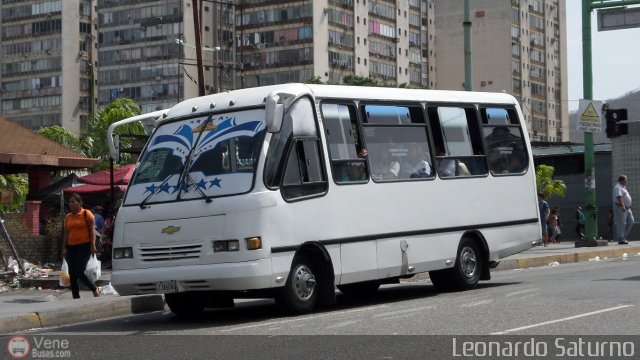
[0, 295, 165, 334]
[493, 246, 640, 271]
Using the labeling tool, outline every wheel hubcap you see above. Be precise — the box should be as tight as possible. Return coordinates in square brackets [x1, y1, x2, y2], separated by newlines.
[292, 264, 316, 301]
[460, 247, 477, 278]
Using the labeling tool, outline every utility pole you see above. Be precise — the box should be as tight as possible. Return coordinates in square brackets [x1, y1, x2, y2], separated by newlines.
[580, 0, 640, 245]
[192, 0, 205, 96]
[463, 0, 472, 91]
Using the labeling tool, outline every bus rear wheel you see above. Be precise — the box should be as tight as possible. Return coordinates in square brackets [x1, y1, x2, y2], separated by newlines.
[276, 255, 318, 314]
[165, 292, 206, 317]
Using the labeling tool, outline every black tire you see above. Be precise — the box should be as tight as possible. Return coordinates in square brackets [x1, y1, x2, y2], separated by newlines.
[451, 237, 482, 290]
[429, 237, 483, 292]
[337, 281, 381, 296]
[276, 255, 318, 314]
[165, 292, 206, 317]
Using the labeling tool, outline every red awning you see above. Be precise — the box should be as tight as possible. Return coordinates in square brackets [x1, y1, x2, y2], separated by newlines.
[78, 164, 136, 185]
[63, 184, 127, 194]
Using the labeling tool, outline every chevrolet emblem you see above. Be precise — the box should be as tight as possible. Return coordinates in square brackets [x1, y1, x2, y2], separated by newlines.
[161, 226, 181, 235]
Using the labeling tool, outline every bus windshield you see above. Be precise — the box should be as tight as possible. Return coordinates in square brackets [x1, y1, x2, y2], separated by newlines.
[124, 109, 266, 206]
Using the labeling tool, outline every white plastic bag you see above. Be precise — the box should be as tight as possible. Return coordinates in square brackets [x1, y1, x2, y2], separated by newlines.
[85, 255, 101, 283]
[59, 259, 70, 287]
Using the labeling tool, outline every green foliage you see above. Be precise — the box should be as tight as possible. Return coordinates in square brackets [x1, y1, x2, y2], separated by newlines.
[88, 98, 143, 169]
[0, 173, 28, 213]
[304, 76, 325, 84]
[536, 164, 566, 199]
[39, 98, 143, 174]
[342, 74, 381, 87]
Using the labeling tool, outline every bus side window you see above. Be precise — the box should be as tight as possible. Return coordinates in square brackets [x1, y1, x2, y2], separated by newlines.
[321, 103, 368, 184]
[279, 97, 328, 201]
[282, 139, 327, 200]
[481, 107, 528, 175]
[428, 106, 487, 177]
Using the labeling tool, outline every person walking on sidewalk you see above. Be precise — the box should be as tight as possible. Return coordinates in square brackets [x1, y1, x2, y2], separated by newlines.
[613, 175, 634, 245]
[61, 193, 100, 299]
[575, 206, 585, 240]
[538, 193, 550, 246]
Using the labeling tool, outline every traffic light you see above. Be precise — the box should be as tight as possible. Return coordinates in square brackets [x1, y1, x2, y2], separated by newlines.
[605, 107, 628, 138]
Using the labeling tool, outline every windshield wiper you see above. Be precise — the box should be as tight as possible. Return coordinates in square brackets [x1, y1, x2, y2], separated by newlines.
[176, 115, 214, 203]
[139, 174, 175, 209]
[180, 172, 213, 203]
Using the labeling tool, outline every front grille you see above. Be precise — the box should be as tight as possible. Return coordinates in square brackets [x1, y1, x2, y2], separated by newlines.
[139, 243, 202, 262]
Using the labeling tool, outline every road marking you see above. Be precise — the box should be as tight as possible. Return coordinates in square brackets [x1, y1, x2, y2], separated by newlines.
[219, 304, 389, 332]
[326, 320, 360, 329]
[491, 304, 634, 335]
[505, 288, 539, 298]
[372, 305, 434, 318]
[460, 299, 493, 308]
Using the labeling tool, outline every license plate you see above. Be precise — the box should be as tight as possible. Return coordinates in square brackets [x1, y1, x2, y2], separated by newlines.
[156, 280, 178, 294]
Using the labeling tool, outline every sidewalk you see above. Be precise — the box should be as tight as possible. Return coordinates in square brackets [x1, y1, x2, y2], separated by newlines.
[1, 241, 639, 334]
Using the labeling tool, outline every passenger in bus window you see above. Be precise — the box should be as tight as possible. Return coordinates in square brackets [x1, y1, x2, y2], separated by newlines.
[371, 147, 398, 180]
[436, 146, 455, 177]
[403, 143, 432, 178]
[338, 161, 367, 182]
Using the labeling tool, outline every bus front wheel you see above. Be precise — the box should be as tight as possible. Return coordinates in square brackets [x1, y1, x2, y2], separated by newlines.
[429, 237, 482, 291]
[165, 292, 206, 317]
[451, 237, 482, 290]
[276, 255, 318, 314]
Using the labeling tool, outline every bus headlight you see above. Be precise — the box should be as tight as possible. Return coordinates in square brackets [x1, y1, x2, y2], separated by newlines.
[113, 247, 133, 259]
[213, 240, 240, 252]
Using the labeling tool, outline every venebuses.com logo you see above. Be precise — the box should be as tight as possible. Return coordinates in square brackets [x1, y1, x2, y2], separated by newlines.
[6, 336, 30, 359]
[6, 335, 72, 359]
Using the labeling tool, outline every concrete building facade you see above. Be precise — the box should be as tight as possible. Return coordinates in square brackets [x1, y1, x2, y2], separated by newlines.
[434, 0, 568, 143]
[0, 0, 97, 134]
[236, 0, 435, 88]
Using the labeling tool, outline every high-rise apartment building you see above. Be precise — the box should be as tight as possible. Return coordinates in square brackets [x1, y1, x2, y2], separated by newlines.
[0, 0, 97, 134]
[433, 0, 568, 142]
[96, 0, 435, 112]
[97, 0, 236, 114]
[237, 0, 435, 88]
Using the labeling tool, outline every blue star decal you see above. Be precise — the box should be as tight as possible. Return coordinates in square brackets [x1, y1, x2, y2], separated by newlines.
[209, 177, 222, 188]
[159, 183, 172, 193]
[197, 179, 208, 190]
[144, 184, 157, 194]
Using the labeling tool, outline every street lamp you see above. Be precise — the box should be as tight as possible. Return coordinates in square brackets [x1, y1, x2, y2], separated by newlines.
[175, 39, 221, 93]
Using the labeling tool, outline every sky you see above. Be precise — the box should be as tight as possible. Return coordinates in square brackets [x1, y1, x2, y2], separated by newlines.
[566, 2, 640, 111]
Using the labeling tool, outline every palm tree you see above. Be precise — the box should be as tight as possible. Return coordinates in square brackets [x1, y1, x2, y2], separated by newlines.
[0, 173, 28, 213]
[39, 98, 144, 172]
[87, 98, 144, 169]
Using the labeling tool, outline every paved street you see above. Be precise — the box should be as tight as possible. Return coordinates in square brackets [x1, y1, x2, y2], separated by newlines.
[35, 252, 640, 336]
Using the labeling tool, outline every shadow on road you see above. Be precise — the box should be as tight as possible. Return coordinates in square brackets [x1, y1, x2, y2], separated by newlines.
[39, 280, 521, 334]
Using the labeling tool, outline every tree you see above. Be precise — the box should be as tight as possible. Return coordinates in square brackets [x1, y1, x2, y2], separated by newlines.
[342, 74, 380, 87]
[0, 173, 28, 213]
[304, 76, 325, 84]
[39, 98, 143, 172]
[88, 98, 143, 169]
[536, 164, 566, 199]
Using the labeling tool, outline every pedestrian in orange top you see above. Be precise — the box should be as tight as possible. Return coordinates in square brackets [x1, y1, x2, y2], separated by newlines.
[61, 193, 100, 299]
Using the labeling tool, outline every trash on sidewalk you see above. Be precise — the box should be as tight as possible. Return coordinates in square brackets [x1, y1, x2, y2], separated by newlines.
[622, 253, 628, 259]
[589, 256, 601, 262]
[99, 282, 118, 295]
[548, 261, 560, 267]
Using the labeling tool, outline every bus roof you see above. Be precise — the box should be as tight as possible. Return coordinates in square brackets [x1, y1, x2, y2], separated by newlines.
[162, 84, 519, 123]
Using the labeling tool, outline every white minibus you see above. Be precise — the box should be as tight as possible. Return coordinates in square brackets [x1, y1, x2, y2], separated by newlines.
[108, 84, 540, 316]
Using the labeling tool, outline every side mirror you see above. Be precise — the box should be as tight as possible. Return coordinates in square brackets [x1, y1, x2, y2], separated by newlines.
[265, 92, 285, 133]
